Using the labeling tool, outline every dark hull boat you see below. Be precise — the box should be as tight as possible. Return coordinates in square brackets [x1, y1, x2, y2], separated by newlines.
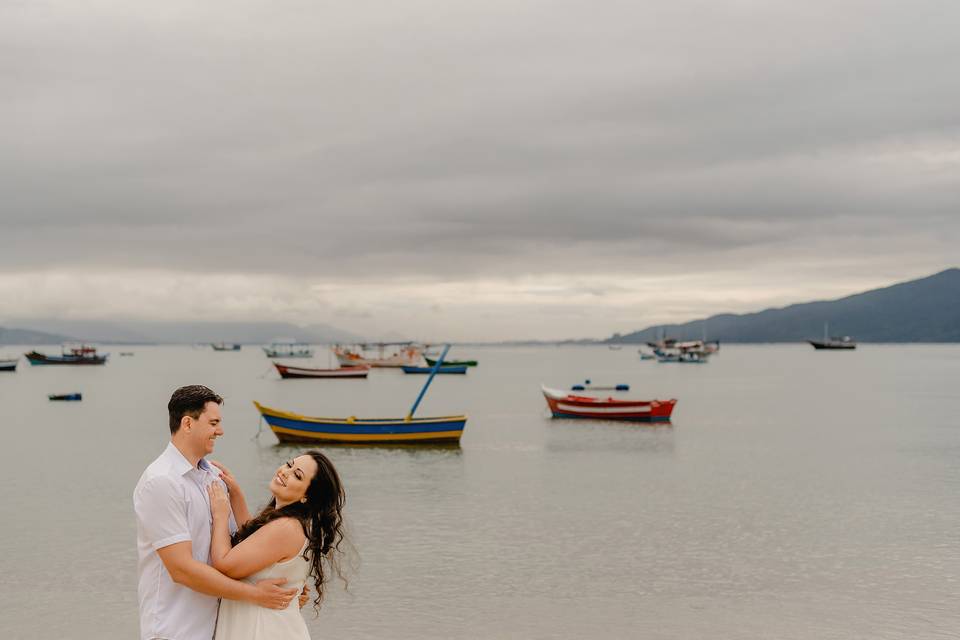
[26, 346, 107, 365]
[0, 359, 17, 371]
[809, 323, 856, 350]
[49, 393, 82, 401]
[402, 365, 468, 374]
[424, 356, 478, 367]
[809, 340, 856, 350]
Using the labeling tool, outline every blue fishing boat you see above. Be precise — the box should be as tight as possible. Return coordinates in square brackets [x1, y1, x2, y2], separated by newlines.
[253, 402, 466, 444]
[254, 345, 467, 445]
[401, 365, 467, 374]
[49, 393, 82, 401]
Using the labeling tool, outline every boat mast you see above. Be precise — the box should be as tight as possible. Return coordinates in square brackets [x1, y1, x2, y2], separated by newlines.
[406, 344, 450, 420]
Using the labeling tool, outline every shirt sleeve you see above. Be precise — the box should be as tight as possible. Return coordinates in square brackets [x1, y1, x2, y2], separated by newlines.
[135, 476, 192, 550]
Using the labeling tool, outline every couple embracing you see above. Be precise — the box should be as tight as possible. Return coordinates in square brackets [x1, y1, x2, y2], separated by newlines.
[134, 385, 346, 640]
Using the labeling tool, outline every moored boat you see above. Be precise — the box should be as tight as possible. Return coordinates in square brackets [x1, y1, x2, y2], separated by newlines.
[401, 365, 468, 374]
[273, 363, 369, 379]
[0, 358, 18, 371]
[263, 342, 314, 358]
[541, 385, 676, 421]
[655, 340, 712, 363]
[254, 402, 466, 444]
[333, 342, 422, 367]
[424, 356, 478, 367]
[49, 393, 82, 401]
[211, 342, 241, 351]
[26, 345, 108, 365]
[809, 322, 856, 350]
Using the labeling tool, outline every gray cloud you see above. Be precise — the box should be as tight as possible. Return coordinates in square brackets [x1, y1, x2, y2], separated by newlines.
[1, 0, 958, 304]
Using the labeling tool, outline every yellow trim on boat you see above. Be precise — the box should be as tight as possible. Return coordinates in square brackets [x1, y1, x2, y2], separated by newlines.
[253, 401, 466, 424]
[269, 425, 463, 442]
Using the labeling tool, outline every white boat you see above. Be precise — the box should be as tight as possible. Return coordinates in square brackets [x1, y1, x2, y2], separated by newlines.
[332, 342, 422, 368]
[263, 341, 314, 358]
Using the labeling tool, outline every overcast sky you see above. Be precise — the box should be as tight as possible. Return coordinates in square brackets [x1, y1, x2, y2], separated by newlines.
[2, 0, 958, 340]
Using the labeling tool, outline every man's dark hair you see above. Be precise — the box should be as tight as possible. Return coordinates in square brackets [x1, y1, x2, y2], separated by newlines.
[168, 385, 223, 434]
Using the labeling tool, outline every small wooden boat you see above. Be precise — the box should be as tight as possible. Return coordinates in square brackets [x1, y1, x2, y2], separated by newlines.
[424, 356, 478, 367]
[263, 342, 314, 358]
[49, 393, 82, 401]
[26, 345, 108, 365]
[542, 386, 676, 421]
[274, 363, 369, 379]
[211, 342, 241, 351]
[333, 342, 422, 368]
[402, 365, 467, 374]
[0, 358, 18, 371]
[254, 402, 466, 444]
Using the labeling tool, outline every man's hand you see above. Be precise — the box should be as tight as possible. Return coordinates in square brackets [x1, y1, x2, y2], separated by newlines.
[252, 577, 299, 610]
[210, 460, 240, 493]
[206, 482, 231, 522]
[298, 585, 310, 609]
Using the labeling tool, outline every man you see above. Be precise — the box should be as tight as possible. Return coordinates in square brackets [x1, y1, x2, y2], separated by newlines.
[134, 385, 299, 640]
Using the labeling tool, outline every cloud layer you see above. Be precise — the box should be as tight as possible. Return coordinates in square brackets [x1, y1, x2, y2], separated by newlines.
[2, 0, 958, 338]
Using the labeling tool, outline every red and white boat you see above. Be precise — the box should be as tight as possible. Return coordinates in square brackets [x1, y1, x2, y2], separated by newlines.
[541, 386, 676, 422]
[274, 363, 369, 379]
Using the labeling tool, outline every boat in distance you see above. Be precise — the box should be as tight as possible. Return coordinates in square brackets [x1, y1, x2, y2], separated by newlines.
[49, 393, 82, 401]
[809, 323, 856, 349]
[809, 338, 856, 350]
[211, 342, 241, 351]
[333, 342, 422, 368]
[541, 386, 676, 422]
[0, 358, 18, 371]
[401, 365, 468, 374]
[424, 356, 478, 367]
[273, 363, 369, 379]
[253, 401, 467, 444]
[25, 345, 108, 365]
[263, 342, 314, 358]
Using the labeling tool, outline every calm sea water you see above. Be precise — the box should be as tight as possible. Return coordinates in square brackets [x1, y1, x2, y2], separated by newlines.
[0, 344, 957, 639]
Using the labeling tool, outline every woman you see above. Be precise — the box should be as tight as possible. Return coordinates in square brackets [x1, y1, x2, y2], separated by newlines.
[206, 451, 346, 639]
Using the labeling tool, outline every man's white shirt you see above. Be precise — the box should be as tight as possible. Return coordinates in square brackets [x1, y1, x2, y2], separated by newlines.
[134, 442, 236, 640]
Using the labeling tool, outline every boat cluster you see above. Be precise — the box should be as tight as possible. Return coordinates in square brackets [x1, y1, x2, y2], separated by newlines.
[637, 338, 720, 363]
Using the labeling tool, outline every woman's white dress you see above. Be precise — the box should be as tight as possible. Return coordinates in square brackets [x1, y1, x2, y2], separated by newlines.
[214, 540, 312, 640]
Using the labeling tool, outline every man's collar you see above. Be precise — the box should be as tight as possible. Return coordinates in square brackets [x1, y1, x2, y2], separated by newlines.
[164, 441, 206, 476]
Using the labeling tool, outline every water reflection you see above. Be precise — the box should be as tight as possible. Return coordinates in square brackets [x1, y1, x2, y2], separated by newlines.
[544, 419, 676, 454]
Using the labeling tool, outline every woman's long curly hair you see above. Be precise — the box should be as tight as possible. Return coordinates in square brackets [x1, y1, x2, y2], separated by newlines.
[232, 450, 347, 611]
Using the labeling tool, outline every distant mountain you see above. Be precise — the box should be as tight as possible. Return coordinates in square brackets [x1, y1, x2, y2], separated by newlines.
[0, 327, 77, 345]
[609, 268, 960, 344]
[6, 320, 365, 345]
